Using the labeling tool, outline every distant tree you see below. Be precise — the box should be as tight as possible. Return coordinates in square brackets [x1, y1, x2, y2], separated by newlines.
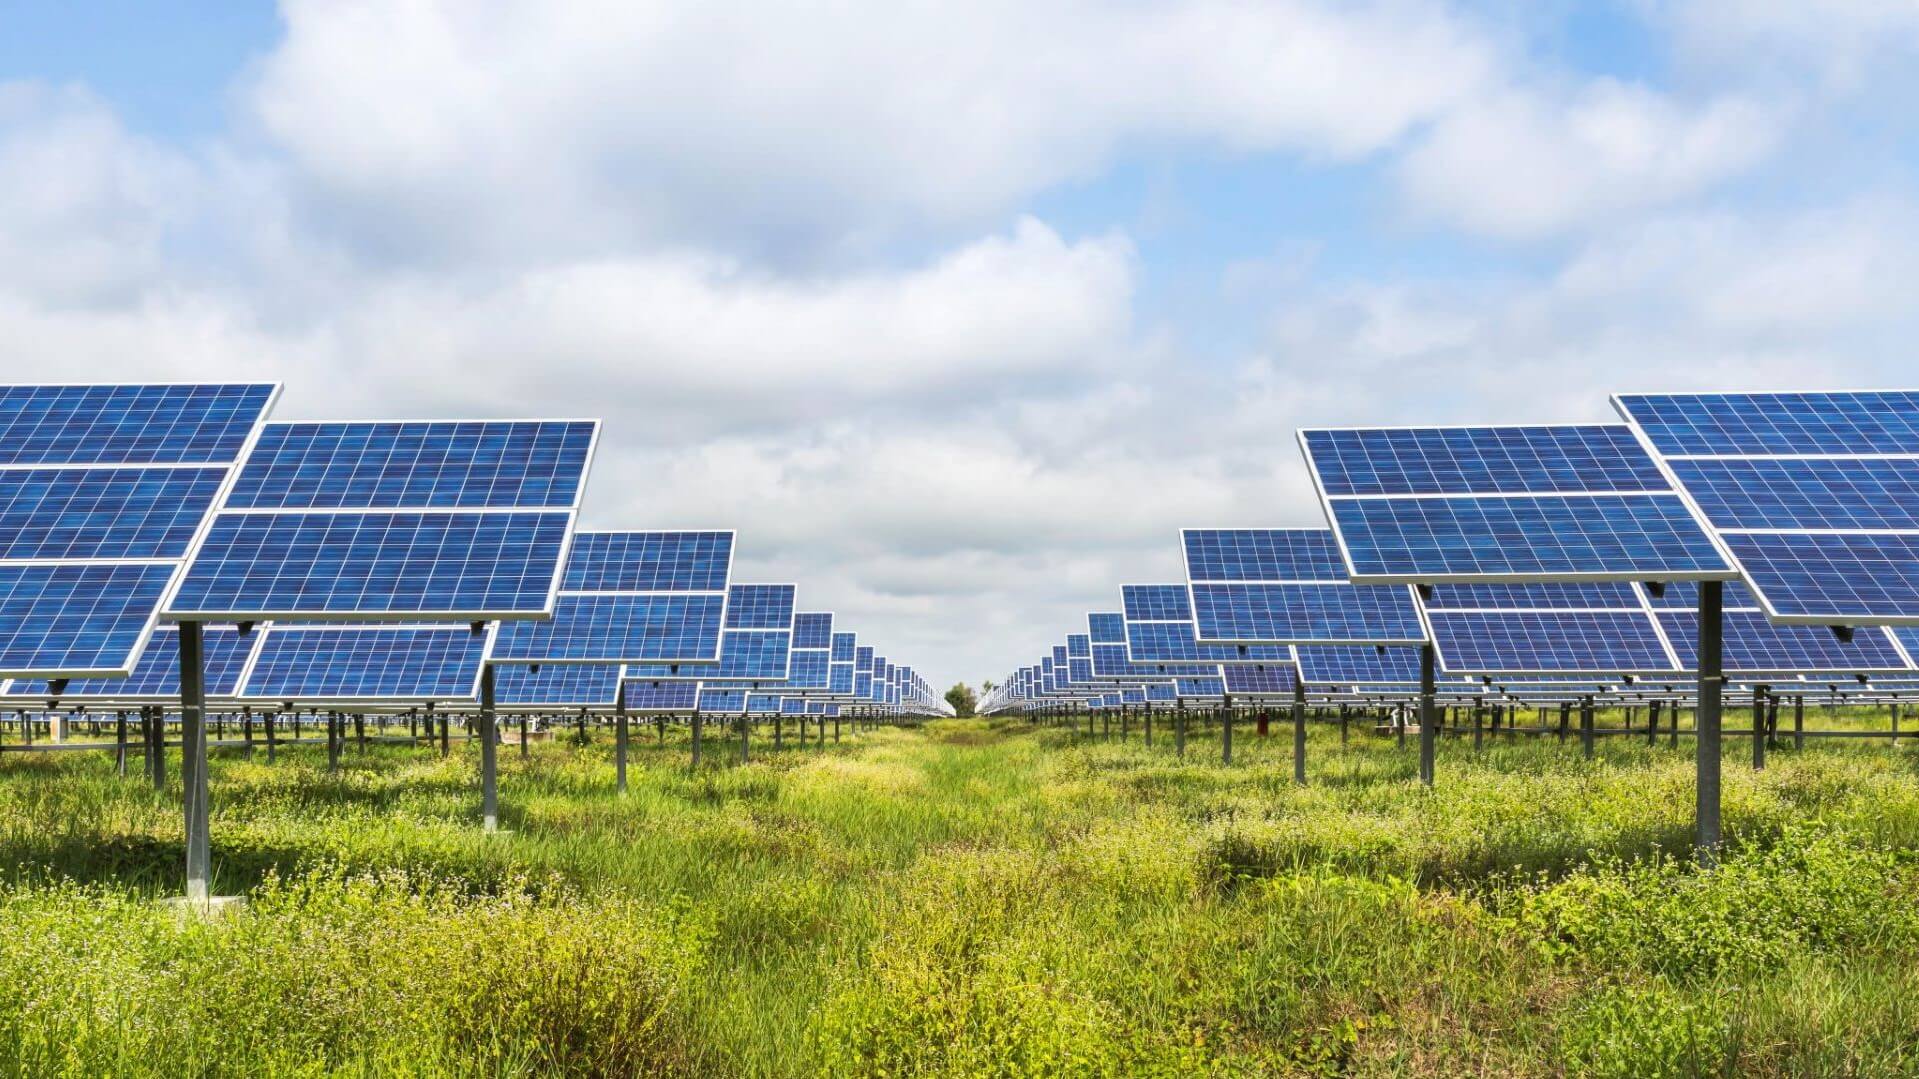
[945, 682, 978, 717]
[981, 679, 996, 692]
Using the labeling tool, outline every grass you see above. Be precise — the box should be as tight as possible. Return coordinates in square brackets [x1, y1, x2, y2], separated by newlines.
[0, 713, 1915, 1075]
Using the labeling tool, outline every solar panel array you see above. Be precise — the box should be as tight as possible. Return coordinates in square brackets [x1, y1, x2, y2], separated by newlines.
[491, 530, 732, 665]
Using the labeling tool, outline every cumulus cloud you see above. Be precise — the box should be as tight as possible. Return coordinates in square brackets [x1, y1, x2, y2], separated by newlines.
[1396, 79, 1781, 240]
[244, 0, 1495, 262]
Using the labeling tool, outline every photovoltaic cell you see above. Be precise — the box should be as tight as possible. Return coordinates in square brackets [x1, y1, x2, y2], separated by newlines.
[1122, 585, 1192, 622]
[698, 688, 746, 713]
[1617, 392, 1919, 456]
[172, 512, 570, 618]
[831, 633, 855, 663]
[787, 648, 830, 689]
[1088, 613, 1125, 644]
[239, 626, 489, 701]
[1658, 611, 1911, 674]
[829, 662, 854, 695]
[225, 422, 595, 510]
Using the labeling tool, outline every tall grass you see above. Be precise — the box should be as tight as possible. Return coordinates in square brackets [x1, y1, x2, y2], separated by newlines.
[0, 715, 1913, 1075]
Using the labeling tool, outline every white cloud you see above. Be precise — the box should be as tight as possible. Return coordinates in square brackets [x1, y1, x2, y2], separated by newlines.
[1396, 79, 1781, 239]
[244, 0, 1495, 261]
[1663, 0, 1919, 91]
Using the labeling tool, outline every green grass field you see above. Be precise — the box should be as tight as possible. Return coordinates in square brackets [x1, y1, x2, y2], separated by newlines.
[0, 715, 1916, 1076]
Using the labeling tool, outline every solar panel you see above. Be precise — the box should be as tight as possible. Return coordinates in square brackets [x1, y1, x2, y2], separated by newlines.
[1421, 581, 1678, 676]
[793, 612, 834, 650]
[491, 593, 724, 664]
[1120, 584, 1293, 664]
[786, 648, 830, 689]
[726, 584, 796, 630]
[237, 624, 491, 703]
[622, 679, 698, 712]
[1296, 645, 1423, 685]
[494, 664, 621, 708]
[168, 418, 593, 622]
[831, 632, 855, 663]
[1088, 612, 1125, 644]
[698, 688, 746, 712]
[225, 422, 595, 510]
[1, 625, 257, 701]
[1615, 392, 1919, 624]
[747, 693, 782, 715]
[561, 530, 733, 592]
[1181, 529, 1426, 645]
[0, 384, 278, 677]
[0, 564, 178, 676]
[1299, 424, 1734, 584]
[0, 384, 278, 466]
[1222, 665, 1298, 696]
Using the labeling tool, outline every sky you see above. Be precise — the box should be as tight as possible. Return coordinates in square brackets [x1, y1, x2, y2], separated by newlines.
[3, 1, 1919, 689]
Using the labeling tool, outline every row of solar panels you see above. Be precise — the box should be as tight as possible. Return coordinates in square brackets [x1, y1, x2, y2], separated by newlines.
[0, 383, 950, 718]
[983, 391, 1919, 713]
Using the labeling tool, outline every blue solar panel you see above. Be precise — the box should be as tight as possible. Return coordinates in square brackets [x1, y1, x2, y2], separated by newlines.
[854, 671, 873, 697]
[1122, 585, 1191, 621]
[787, 648, 829, 689]
[1190, 582, 1425, 644]
[0, 384, 276, 465]
[1, 625, 256, 699]
[1617, 392, 1919, 456]
[1302, 426, 1668, 496]
[829, 662, 854, 694]
[491, 593, 724, 663]
[726, 584, 795, 630]
[1121, 687, 1147, 705]
[1125, 619, 1292, 664]
[0, 563, 174, 676]
[623, 679, 698, 711]
[495, 664, 621, 707]
[1428, 612, 1676, 674]
[1328, 495, 1728, 580]
[1090, 642, 1217, 680]
[855, 646, 873, 670]
[1296, 645, 1423, 684]
[1223, 665, 1298, 695]
[1183, 528, 1347, 582]
[240, 626, 488, 701]
[171, 512, 568, 618]
[1175, 676, 1225, 697]
[831, 632, 855, 663]
[781, 698, 808, 715]
[793, 612, 834, 650]
[1066, 634, 1091, 658]
[1658, 611, 1912, 674]
[1145, 683, 1177, 702]
[1639, 580, 1763, 611]
[698, 688, 746, 712]
[561, 531, 732, 592]
[1088, 613, 1125, 644]
[0, 468, 227, 560]
[711, 630, 790, 680]
[1720, 533, 1919, 622]
[1614, 392, 1919, 623]
[748, 693, 782, 714]
[1068, 657, 1094, 683]
[1669, 459, 1919, 531]
[225, 421, 594, 510]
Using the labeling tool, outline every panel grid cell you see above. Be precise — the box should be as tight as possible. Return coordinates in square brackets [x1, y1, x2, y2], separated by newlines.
[1183, 528, 1348, 582]
[1122, 585, 1192, 622]
[0, 468, 227, 560]
[0, 563, 176, 675]
[495, 664, 621, 707]
[792, 612, 834, 650]
[491, 593, 724, 663]
[1329, 495, 1728, 580]
[1191, 582, 1425, 643]
[1303, 426, 1670, 496]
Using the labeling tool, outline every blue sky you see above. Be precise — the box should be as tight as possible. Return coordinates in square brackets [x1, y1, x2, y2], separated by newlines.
[3, 1, 1918, 682]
